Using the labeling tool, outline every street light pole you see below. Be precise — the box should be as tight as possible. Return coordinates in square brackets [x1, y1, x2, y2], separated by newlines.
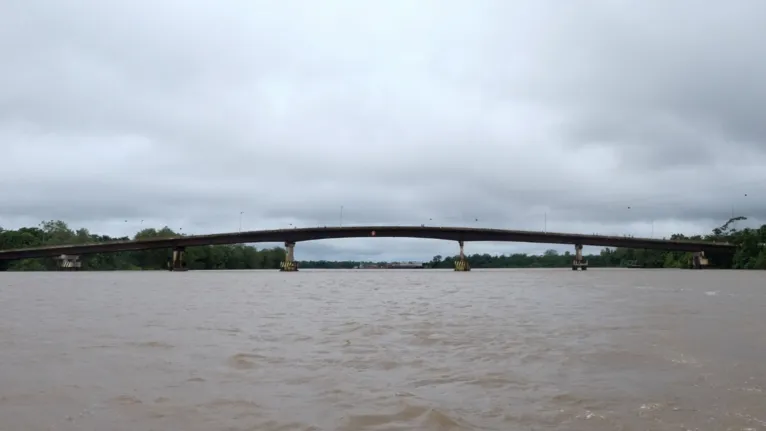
[544, 212, 547, 233]
[239, 211, 244, 233]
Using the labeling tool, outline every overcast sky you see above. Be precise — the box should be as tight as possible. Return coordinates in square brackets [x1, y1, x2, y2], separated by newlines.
[1, 0, 765, 261]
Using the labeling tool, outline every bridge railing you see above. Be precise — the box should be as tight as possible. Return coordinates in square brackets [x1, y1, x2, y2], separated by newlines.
[0, 225, 737, 261]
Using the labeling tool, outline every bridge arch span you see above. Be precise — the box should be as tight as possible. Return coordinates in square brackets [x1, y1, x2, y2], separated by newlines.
[0, 225, 737, 262]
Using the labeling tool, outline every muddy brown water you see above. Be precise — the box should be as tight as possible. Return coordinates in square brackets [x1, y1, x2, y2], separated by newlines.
[1, 269, 765, 430]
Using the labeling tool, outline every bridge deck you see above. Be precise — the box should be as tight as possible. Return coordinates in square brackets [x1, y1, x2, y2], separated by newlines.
[0, 226, 736, 261]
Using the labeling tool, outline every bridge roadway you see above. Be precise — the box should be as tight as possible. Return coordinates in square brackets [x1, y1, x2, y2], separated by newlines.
[0, 226, 737, 261]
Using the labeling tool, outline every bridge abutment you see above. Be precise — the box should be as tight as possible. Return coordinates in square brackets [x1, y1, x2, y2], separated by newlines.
[572, 244, 588, 270]
[280, 242, 298, 271]
[55, 254, 81, 271]
[168, 247, 188, 271]
[454, 240, 471, 271]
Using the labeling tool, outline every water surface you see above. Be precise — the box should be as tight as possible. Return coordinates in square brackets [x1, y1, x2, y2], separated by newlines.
[1, 269, 765, 430]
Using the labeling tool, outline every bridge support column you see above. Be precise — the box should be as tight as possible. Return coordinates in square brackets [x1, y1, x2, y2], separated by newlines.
[280, 242, 298, 272]
[572, 244, 588, 271]
[168, 247, 188, 271]
[55, 254, 81, 271]
[454, 240, 471, 271]
[691, 251, 708, 269]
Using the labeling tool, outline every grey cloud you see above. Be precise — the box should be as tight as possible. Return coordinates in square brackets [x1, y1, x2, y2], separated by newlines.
[471, 2, 766, 166]
[1, 0, 765, 261]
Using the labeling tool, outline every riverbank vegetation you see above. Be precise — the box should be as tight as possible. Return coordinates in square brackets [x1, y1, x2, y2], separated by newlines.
[1, 218, 764, 271]
[425, 217, 765, 270]
[0, 220, 285, 271]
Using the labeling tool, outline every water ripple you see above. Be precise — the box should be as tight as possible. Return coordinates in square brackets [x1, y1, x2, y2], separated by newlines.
[0, 269, 765, 430]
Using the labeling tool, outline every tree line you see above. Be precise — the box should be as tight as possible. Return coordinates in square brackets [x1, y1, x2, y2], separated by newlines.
[0, 220, 285, 271]
[1, 218, 764, 271]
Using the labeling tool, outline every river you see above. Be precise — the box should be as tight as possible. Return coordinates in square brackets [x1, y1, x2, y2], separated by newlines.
[1, 269, 765, 430]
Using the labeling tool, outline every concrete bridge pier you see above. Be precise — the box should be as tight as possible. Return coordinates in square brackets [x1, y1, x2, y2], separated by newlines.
[454, 240, 471, 271]
[55, 254, 81, 271]
[571, 244, 588, 270]
[168, 247, 188, 271]
[280, 242, 298, 272]
[691, 251, 708, 269]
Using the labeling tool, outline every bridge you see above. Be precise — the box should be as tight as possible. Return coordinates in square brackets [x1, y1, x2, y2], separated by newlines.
[0, 225, 736, 272]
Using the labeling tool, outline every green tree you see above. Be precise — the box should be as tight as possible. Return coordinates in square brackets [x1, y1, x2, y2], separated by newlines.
[0, 221, 287, 271]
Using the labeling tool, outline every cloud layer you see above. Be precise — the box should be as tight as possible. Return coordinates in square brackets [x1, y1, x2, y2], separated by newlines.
[2, 0, 765, 260]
